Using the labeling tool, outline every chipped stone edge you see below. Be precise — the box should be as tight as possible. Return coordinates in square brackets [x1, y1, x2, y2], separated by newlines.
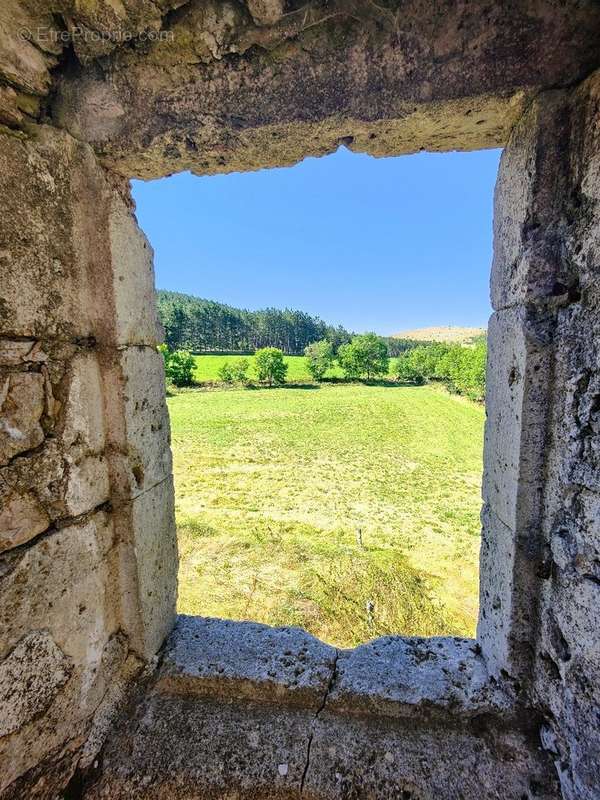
[153, 616, 517, 723]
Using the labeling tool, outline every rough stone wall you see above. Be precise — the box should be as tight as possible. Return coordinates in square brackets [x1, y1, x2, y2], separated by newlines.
[53, 0, 600, 179]
[480, 72, 600, 799]
[0, 124, 177, 797]
[85, 616, 559, 800]
[532, 74, 600, 800]
[1, 2, 600, 799]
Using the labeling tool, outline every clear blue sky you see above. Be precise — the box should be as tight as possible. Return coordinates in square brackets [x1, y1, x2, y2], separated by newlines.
[132, 147, 501, 335]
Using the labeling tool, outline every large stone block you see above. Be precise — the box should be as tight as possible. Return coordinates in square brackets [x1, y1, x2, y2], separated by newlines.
[109, 195, 162, 347]
[0, 510, 123, 791]
[0, 126, 110, 340]
[0, 339, 46, 367]
[477, 504, 519, 677]
[104, 346, 172, 500]
[533, 481, 600, 800]
[0, 126, 159, 347]
[0, 440, 66, 526]
[329, 635, 508, 719]
[0, 2, 61, 96]
[53, 2, 600, 180]
[482, 307, 552, 532]
[61, 352, 106, 454]
[86, 619, 558, 800]
[157, 615, 336, 708]
[64, 454, 110, 517]
[491, 92, 572, 311]
[115, 476, 178, 660]
[0, 632, 72, 738]
[304, 706, 557, 800]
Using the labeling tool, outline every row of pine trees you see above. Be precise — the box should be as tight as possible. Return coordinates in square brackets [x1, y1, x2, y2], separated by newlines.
[156, 290, 416, 357]
[157, 290, 353, 355]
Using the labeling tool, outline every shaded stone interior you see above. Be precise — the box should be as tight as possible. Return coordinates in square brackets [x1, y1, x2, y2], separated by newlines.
[1, 2, 600, 798]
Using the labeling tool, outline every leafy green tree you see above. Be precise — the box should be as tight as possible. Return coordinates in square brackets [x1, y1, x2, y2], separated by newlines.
[338, 333, 389, 380]
[406, 343, 450, 379]
[159, 344, 196, 386]
[396, 353, 426, 384]
[436, 341, 486, 400]
[254, 347, 288, 386]
[304, 340, 334, 381]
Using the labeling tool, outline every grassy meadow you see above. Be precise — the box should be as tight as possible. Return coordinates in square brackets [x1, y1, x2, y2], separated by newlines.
[170, 365, 484, 648]
[194, 353, 357, 383]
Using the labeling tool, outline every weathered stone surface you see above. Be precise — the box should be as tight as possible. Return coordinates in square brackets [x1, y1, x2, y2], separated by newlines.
[115, 476, 178, 659]
[0, 85, 23, 127]
[109, 195, 162, 347]
[0, 118, 175, 797]
[245, 0, 285, 26]
[0, 510, 122, 791]
[1, 5, 600, 800]
[0, 126, 110, 340]
[157, 615, 336, 708]
[482, 307, 552, 533]
[61, 352, 106, 453]
[490, 92, 573, 311]
[525, 75, 600, 800]
[86, 692, 314, 799]
[0, 339, 47, 367]
[0, 483, 49, 552]
[0, 632, 72, 737]
[304, 708, 558, 800]
[54, 1, 600, 179]
[104, 346, 172, 500]
[329, 635, 511, 720]
[64, 454, 110, 517]
[86, 618, 558, 800]
[0, 3, 61, 96]
[0, 0, 188, 97]
[0, 371, 45, 465]
[0, 439, 66, 525]
[479, 92, 580, 683]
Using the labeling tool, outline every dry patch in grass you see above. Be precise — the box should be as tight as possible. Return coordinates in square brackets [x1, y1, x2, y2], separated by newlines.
[392, 326, 486, 344]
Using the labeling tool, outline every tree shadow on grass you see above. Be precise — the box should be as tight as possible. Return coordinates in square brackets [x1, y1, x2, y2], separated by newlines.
[246, 382, 320, 391]
[321, 377, 405, 389]
[185, 379, 411, 392]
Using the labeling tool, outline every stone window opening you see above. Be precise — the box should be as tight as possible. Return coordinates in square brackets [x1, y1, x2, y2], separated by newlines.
[133, 147, 494, 649]
[1, 4, 599, 799]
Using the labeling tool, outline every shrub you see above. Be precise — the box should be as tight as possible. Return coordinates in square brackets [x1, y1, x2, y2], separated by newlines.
[304, 339, 334, 381]
[231, 357, 250, 383]
[218, 361, 234, 383]
[159, 344, 195, 387]
[254, 347, 288, 386]
[338, 333, 389, 380]
[219, 358, 250, 384]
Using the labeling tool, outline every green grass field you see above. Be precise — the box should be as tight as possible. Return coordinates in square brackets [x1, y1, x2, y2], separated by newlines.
[169, 372, 484, 648]
[194, 353, 356, 383]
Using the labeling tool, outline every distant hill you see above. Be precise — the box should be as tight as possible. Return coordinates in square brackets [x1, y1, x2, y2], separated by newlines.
[392, 326, 486, 345]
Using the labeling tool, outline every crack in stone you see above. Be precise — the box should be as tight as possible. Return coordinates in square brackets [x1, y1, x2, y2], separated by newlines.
[0, 498, 112, 576]
[300, 648, 339, 795]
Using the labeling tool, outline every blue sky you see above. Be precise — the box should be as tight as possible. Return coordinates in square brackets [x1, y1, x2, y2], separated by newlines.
[132, 147, 501, 335]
